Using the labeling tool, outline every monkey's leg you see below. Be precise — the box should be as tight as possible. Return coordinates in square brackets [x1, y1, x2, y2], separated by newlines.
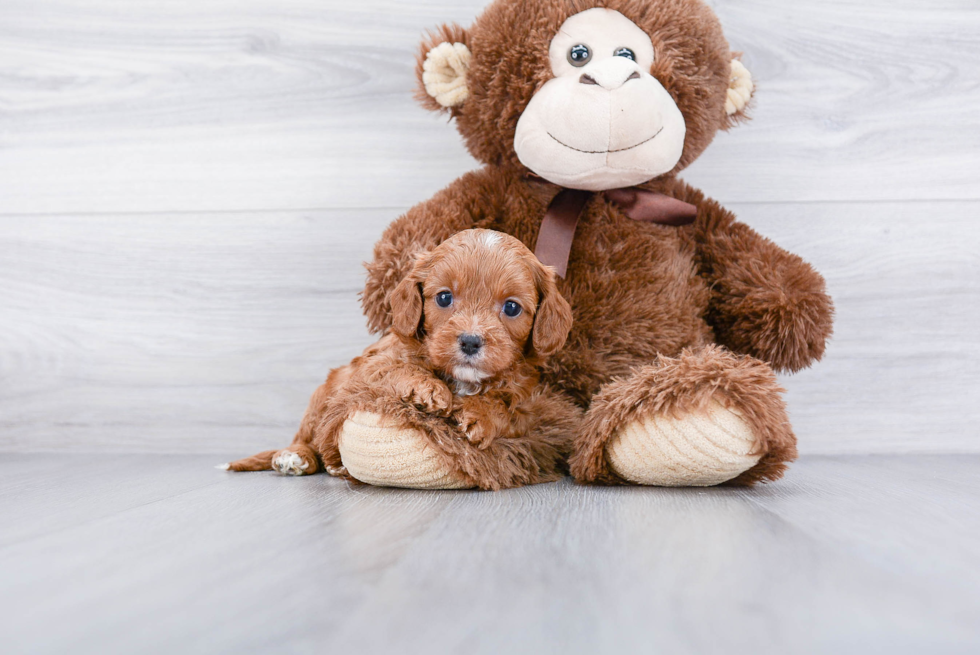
[570, 345, 796, 487]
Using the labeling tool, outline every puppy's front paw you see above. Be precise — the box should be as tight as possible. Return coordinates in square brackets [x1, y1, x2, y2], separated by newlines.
[409, 379, 453, 415]
[456, 411, 496, 449]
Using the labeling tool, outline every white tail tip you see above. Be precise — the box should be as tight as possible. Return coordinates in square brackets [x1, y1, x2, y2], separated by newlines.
[215, 463, 231, 471]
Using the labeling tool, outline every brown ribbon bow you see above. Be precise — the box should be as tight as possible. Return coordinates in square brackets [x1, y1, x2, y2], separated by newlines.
[534, 187, 698, 278]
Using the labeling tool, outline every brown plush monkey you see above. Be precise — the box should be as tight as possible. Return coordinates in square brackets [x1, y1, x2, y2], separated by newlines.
[351, 0, 833, 488]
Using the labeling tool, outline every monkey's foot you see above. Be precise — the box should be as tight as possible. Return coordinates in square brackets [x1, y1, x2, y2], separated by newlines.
[605, 399, 761, 486]
[570, 347, 797, 487]
[338, 411, 473, 489]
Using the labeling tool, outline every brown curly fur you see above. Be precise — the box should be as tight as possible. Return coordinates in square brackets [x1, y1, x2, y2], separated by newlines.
[229, 230, 582, 490]
[360, 0, 834, 486]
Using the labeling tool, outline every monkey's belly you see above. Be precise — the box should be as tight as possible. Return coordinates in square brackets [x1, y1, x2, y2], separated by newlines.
[547, 265, 714, 403]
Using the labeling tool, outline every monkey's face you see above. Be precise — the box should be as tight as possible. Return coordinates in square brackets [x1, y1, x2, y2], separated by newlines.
[415, 0, 752, 189]
[513, 8, 687, 191]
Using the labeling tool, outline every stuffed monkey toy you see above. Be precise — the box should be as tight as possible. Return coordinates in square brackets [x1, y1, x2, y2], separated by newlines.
[343, 0, 833, 488]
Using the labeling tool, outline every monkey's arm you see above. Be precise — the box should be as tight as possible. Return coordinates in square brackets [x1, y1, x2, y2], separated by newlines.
[672, 180, 834, 373]
[362, 168, 501, 333]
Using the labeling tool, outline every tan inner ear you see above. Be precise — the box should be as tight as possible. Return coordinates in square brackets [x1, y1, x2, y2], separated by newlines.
[422, 42, 471, 108]
[725, 59, 754, 116]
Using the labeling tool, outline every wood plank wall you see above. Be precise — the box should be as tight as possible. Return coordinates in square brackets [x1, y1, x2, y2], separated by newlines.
[1, 0, 978, 454]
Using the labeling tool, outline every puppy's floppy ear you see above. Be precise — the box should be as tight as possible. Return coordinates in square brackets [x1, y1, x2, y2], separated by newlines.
[389, 254, 430, 338]
[415, 23, 471, 114]
[531, 261, 573, 358]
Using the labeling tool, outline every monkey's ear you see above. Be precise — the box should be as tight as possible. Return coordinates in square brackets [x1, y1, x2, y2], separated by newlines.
[531, 263, 573, 358]
[415, 24, 471, 113]
[389, 254, 430, 338]
[723, 58, 754, 127]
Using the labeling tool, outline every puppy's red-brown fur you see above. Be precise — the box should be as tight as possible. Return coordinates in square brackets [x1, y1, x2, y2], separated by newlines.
[227, 230, 581, 490]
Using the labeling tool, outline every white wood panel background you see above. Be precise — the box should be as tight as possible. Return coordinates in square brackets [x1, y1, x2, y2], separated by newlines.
[1, 0, 978, 454]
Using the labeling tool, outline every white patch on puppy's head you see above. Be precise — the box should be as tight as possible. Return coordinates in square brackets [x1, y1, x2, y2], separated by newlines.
[479, 231, 502, 249]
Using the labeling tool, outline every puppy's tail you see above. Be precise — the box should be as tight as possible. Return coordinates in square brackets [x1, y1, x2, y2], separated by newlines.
[219, 449, 278, 472]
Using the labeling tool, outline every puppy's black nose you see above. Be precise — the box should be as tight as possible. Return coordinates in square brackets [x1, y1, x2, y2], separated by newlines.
[458, 334, 484, 356]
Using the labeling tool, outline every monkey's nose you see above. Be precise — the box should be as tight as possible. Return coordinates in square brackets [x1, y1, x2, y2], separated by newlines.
[580, 71, 640, 86]
[458, 334, 484, 356]
[578, 57, 642, 90]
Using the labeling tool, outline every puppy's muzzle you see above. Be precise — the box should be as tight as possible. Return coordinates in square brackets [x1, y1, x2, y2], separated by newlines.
[458, 333, 484, 357]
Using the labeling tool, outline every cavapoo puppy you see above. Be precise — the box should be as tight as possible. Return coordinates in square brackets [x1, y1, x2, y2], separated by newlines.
[225, 229, 581, 490]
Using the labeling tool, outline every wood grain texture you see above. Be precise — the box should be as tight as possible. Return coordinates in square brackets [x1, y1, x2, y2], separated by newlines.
[2, 203, 978, 455]
[744, 200, 980, 454]
[0, 0, 978, 214]
[1, 0, 979, 455]
[0, 210, 385, 452]
[0, 454, 977, 654]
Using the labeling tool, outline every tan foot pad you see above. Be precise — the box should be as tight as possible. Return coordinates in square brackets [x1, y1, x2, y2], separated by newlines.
[338, 411, 473, 490]
[605, 400, 762, 487]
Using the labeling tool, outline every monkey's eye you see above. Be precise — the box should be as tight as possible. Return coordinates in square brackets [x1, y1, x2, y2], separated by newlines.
[567, 44, 591, 67]
[614, 47, 636, 61]
[502, 300, 523, 318]
[435, 291, 453, 308]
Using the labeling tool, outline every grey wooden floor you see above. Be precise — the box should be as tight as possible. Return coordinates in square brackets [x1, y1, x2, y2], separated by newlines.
[1, 454, 978, 654]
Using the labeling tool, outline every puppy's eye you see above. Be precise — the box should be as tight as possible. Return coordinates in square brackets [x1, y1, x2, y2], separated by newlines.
[502, 300, 522, 318]
[435, 291, 453, 308]
[567, 44, 591, 67]
[614, 47, 636, 61]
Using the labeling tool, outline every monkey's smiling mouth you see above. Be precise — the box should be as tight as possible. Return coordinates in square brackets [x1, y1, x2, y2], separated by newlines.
[546, 126, 664, 154]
